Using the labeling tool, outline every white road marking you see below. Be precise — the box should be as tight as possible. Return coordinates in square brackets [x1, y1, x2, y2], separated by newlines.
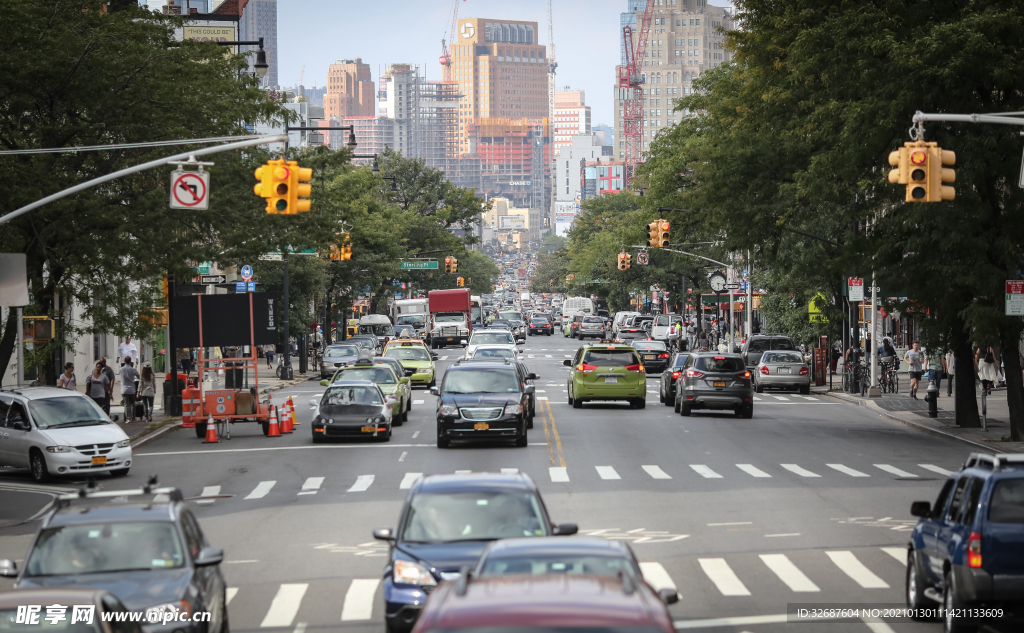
[292, 623, 306, 633]
[752, 396, 762, 401]
[455, 470, 471, 474]
[501, 468, 519, 474]
[538, 397, 549, 401]
[196, 485, 221, 505]
[919, 463, 952, 475]
[549, 467, 570, 482]
[642, 465, 672, 479]
[226, 587, 238, 605]
[698, 558, 751, 596]
[874, 464, 918, 478]
[400, 473, 422, 489]
[412, 431, 420, 439]
[639, 562, 677, 591]
[536, 390, 547, 393]
[798, 395, 817, 400]
[596, 466, 621, 480]
[545, 354, 553, 358]
[780, 464, 820, 478]
[759, 554, 820, 592]
[827, 464, 870, 477]
[413, 400, 424, 405]
[690, 465, 723, 479]
[826, 551, 889, 588]
[764, 533, 801, 537]
[674, 614, 788, 629]
[707, 522, 752, 526]
[297, 477, 324, 496]
[771, 395, 789, 401]
[398, 451, 407, 462]
[340, 579, 380, 621]
[863, 620, 898, 633]
[260, 583, 308, 628]
[736, 464, 771, 478]
[347, 475, 375, 492]
[244, 481, 276, 500]
[881, 547, 906, 563]
[439, 356, 449, 360]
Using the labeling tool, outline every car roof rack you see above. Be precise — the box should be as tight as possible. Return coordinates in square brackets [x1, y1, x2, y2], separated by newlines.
[55, 475, 183, 509]
[962, 452, 1024, 472]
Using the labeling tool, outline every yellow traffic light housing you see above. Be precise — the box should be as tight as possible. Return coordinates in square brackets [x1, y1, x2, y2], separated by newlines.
[887, 140, 955, 202]
[647, 221, 658, 248]
[450, 257, 459, 273]
[22, 317, 54, 343]
[617, 252, 631, 271]
[290, 164, 314, 213]
[444, 256, 453, 273]
[657, 219, 670, 247]
[457, 277, 465, 287]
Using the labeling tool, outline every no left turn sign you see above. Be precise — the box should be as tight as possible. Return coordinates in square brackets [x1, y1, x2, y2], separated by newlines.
[170, 170, 210, 210]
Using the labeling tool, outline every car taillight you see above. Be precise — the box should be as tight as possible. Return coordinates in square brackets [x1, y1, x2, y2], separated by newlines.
[760, 365, 769, 375]
[577, 363, 597, 373]
[671, 371, 681, 379]
[968, 532, 982, 568]
[799, 366, 808, 376]
[686, 369, 704, 378]
[736, 371, 751, 379]
[658, 353, 669, 359]
[625, 364, 644, 372]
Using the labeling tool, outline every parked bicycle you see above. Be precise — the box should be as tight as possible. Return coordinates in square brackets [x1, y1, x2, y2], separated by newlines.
[879, 358, 900, 394]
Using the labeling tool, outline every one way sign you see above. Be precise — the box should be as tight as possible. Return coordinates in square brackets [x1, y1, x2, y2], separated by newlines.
[200, 275, 226, 284]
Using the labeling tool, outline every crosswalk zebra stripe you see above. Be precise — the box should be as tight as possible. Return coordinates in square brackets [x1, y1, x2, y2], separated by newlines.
[691, 465, 723, 479]
[759, 554, 820, 592]
[596, 466, 621, 480]
[638, 562, 677, 591]
[347, 475, 374, 492]
[827, 464, 870, 477]
[225, 587, 238, 606]
[549, 467, 570, 482]
[771, 395, 789, 401]
[412, 400, 424, 405]
[340, 579, 380, 621]
[736, 464, 771, 478]
[501, 468, 519, 474]
[245, 481, 276, 500]
[881, 547, 906, 563]
[874, 464, 918, 478]
[918, 464, 952, 476]
[260, 583, 308, 628]
[698, 558, 751, 596]
[399, 473, 422, 490]
[300, 477, 324, 494]
[642, 465, 672, 479]
[826, 551, 889, 588]
[780, 464, 820, 478]
[197, 485, 221, 505]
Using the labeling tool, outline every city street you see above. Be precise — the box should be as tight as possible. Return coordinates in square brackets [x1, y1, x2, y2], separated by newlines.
[0, 334, 973, 633]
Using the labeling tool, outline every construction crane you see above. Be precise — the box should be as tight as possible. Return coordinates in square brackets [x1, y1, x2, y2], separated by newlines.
[618, 0, 655, 189]
[439, 0, 466, 84]
[547, 0, 557, 226]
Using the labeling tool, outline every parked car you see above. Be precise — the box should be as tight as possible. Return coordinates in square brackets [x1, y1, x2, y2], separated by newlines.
[675, 352, 753, 418]
[754, 350, 811, 394]
[740, 334, 797, 368]
[906, 452, 1024, 632]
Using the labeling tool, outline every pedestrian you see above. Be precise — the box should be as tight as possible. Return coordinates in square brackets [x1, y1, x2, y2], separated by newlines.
[58, 362, 77, 390]
[99, 357, 116, 407]
[86, 362, 110, 414]
[903, 342, 925, 399]
[752, 317, 760, 335]
[944, 348, 955, 397]
[697, 329, 708, 351]
[927, 346, 943, 395]
[138, 364, 156, 423]
[118, 336, 139, 367]
[265, 343, 274, 367]
[976, 346, 998, 396]
[120, 357, 140, 422]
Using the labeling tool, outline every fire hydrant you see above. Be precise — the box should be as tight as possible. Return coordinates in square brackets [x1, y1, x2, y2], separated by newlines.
[925, 380, 938, 418]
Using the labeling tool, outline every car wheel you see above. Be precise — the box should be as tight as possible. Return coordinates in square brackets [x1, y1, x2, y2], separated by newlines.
[436, 432, 449, 448]
[680, 403, 692, 417]
[800, 383, 810, 395]
[110, 468, 130, 477]
[385, 618, 408, 633]
[30, 450, 50, 483]
[634, 398, 646, 409]
[261, 419, 270, 436]
[515, 425, 528, 447]
[740, 404, 753, 419]
[943, 570, 974, 633]
[659, 386, 666, 404]
[674, 394, 681, 412]
[664, 387, 674, 406]
[905, 551, 937, 617]
[572, 394, 583, 409]
[527, 414, 534, 429]
[755, 380, 764, 394]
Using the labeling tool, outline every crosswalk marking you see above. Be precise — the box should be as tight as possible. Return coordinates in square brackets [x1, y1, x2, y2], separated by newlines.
[881, 547, 906, 563]
[736, 464, 771, 478]
[538, 396, 549, 400]
[298, 477, 324, 495]
[919, 463, 952, 476]
[439, 355, 449, 360]
[760, 554, 820, 592]
[771, 395, 789, 401]
[347, 475, 375, 492]
[874, 464, 918, 478]
[260, 583, 308, 628]
[197, 485, 220, 505]
[752, 396, 762, 401]
[501, 468, 519, 474]
[225, 587, 238, 605]
[545, 354, 553, 358]
[642, 465, 672, 479]
[699, 558, 751, 596]
[639, 562, 677, 591]
[245, 481, 276, 500]
[549, 467, 570, 482]
[596, 466, 621, 480]
[827, 464, 870, 477]
[780, 464, 820, 478]
[399, 473, 422, 490]
[412, 400, 424, 405]
[798, 395, 817, 400]
[455, 470, 471, 474]
[691, 465, 723, 479]
[340, 579, 380, 621]
[826, 551, 889, 589]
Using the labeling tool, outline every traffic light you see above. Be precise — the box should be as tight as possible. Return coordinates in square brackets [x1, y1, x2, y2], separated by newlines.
[329, 245, 342, 261]
[647, 221, 659, 248]
[22, 317, 54, 343]
[444, 256, 453, 273]
[289, 163, 313, 213]
[656, 219, 670, 247]
[450, 257, 459, 273]
[617, 252, 631, 271]
[887, 140, 955, 202]
[255, 159, 314, 213]
[457, 277, 465, 287]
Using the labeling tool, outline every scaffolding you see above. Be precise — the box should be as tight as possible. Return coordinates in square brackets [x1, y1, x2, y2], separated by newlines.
[377, 64, 461, 178]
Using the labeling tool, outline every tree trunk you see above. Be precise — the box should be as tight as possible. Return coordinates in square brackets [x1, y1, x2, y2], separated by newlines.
[1000, 336, 1024, 441]
[954, 332, 980, 428]
[0, 310, 18, 384]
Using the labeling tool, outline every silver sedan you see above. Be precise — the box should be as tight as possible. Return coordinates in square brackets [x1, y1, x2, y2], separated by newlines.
[754, 350, 811, 394]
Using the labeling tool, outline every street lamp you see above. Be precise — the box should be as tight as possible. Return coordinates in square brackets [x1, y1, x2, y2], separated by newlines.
[216, 37, 268, 79]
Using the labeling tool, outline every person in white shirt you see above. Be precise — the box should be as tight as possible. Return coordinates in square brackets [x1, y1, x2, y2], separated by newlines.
[119, 357, 141, 422]
[118, 337, 139, 367]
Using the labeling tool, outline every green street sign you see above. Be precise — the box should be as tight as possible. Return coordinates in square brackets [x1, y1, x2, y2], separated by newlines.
[585, 278, 610, 284]
[400, 261, 439, 270]
[194, 261, 212, 274]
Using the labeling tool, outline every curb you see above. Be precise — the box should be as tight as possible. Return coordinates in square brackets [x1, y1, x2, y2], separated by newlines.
[131, 421, 182, 449]
[823, 392, 1011, 453]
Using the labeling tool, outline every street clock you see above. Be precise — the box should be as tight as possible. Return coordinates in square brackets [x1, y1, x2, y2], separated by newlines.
[709, 272, 727, 292]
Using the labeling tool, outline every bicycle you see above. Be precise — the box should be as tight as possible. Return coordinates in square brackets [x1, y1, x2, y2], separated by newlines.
[879, 359, 900, 394]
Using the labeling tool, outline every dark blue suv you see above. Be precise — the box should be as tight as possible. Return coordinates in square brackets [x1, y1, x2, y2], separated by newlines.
[906, 452, 1024, 632]
[372, 472, 577, 633]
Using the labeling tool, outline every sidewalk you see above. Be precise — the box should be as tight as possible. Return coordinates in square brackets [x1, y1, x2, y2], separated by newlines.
[821, 382, 1024, 454]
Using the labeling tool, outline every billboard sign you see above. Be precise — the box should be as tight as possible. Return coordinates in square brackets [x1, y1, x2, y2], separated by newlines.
[183, 25, 237, 53]
[499, 215, 526, 229]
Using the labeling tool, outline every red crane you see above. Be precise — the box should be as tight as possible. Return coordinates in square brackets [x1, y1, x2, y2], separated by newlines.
[439, 0, 467, 84]
[618, 0, 655, 189]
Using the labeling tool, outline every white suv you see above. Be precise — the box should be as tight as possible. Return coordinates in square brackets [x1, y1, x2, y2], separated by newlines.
[464, 329, 520, 359]
[0, 387, 132, 482]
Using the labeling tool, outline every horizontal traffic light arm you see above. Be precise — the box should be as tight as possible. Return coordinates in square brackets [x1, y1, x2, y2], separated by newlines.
[912, 110, 1024, 126]
[627, 245, 729, 268]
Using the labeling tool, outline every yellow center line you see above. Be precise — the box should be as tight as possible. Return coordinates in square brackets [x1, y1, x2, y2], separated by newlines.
[545, 400, 566, 467]
[540, 399, 555, 465]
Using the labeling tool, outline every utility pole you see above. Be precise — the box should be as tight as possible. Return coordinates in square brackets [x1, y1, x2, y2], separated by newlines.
[547, 0, 557, 234]
[746, 250, 752, 338]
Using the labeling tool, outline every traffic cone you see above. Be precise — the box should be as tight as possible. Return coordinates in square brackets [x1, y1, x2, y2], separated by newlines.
[203, 414, 219, 443]
[279, 402, 293, 434]
[287, 396, 300, 427]
[267, 405, 281, 437]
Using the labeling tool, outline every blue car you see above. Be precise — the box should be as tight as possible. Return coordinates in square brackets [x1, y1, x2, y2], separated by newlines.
[905, 452, 1024, 632]
[372, 472, 577, 633]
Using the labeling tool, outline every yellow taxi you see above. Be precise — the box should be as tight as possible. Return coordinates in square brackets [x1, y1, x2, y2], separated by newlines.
[383, 338, 430, 354]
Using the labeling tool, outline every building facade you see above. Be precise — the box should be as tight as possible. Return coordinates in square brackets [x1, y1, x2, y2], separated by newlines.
[325, 58, 375, 122]
[458, 117, 550, 214]
[553, 89, 592, 152]
[553, 133, 612, 236]
[378, 64, 459, 172]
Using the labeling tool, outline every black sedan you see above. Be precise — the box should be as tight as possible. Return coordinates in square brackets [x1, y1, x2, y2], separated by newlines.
[431, 362, 533, 447]
[528, 316, 553, 336]
[632, 340, 671, 374]
[310, 380, 393, 442]
[659, 351, 690, 405]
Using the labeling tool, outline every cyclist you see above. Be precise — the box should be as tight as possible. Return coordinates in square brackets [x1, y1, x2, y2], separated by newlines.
[878, 337, 897, 392]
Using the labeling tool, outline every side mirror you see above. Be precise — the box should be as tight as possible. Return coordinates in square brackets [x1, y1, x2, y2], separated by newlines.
[910, 501, 932, 518]
[553, 522, 578, 536]
[194, 546, 224, 567]
[399, 377, 410, 384]
[528, 373, 538, 380]
[310, 399, 319, 409]
[429, 387, 439, 396]
[0, 559, 17, 577]
[659, 588, 680, 605]
[373, 527, 396, 542]
[320, 380, 329, 387]
[524, 385, 535, 395]
[431, 353, 439, 360]
[563, 359, 572, 367]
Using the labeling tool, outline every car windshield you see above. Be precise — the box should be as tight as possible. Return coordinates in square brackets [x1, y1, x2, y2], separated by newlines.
[402, 491, 545, 542]
[27, 397, 110, 429]
[771, 338, 797, 351]
[375, 359, 405, 374]
[499, 312, 521, 321]
[340, 368, 396, 384]
[471, 333, 514, 345]
[696, 356, 745, 372]
[582, 350, 640, 367]
[434, 313, 464, 323]
[633, 341, 667, 351]
[583, 317, 603, 324]
[325, 345, 359, 357]
[988, 479, 1024, 523]
[671, 354, 690, 367]
[350, 338, 376, 349]
[0, 608, 104, 633]
[322, 386, 383, 405]
[385, 347, 431, 362]
[475, 348, 515, 359]
[762, 352, 803, 364]
[443, 369, 520, 394]
[478, 553, 639, 577]
[397, 315, 425, 327]
[25, 522, 184, 576]
[747, 339, 770, 354]
[358, 323, 394, 336]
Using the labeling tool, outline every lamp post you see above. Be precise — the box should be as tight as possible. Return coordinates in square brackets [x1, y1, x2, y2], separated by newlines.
[215, 38, 269, 81]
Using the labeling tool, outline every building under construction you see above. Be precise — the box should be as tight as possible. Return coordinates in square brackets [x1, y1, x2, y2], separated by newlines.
[456, 117, 551, 214]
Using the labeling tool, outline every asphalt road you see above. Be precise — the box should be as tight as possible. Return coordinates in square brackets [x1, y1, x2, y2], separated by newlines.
[0, 332, 980, 633]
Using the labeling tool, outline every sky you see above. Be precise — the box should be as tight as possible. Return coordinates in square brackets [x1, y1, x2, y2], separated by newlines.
[278, 0, 630, 126]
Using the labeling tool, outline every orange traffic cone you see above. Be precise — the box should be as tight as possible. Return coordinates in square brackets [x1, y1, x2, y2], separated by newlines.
[287, 396, 300, 427]
[203, 414, 219, 443]
[267, 405, 281, 437]
[279, 402, 293, 434]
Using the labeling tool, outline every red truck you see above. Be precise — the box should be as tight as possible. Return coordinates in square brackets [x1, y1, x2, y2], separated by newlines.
[427, 289, 471, 349]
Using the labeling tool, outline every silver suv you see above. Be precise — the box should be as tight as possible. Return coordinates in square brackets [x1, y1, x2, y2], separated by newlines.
[0, 387, 133, 482]
[675, 353, 754, 418]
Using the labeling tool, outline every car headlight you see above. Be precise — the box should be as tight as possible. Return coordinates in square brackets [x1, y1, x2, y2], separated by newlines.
[393, 559, 437, 586]
[441, 404, 459, 416]
[115, 439, 131, 449]
[45, 445, 73, 453]
[145, 601, 190, 621]
[505, 403, 522, 414]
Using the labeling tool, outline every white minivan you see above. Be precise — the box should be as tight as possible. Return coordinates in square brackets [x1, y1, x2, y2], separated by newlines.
[357, 314, 396, 339]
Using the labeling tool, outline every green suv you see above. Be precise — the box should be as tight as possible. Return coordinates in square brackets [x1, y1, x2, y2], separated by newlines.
[563, 344, 647, 409]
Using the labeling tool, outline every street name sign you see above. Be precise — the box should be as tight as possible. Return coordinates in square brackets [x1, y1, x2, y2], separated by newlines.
[1007, 280, 1024, 315]
[169, 169, 210, 210]
[725, 282, 740, 290]
[848, 277, 864, 302]
[400, 261, 439, 270]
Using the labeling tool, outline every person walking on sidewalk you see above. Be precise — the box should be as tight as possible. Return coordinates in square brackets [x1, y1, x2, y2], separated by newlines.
[86, 363, 110, 414]
[927, 346, 943, 395]
[904, 342, 925, 399]
[99, 358, 116, 411]
[264, 343, 274, 367]
[976, 346, 998, 396]
[120, 357, 141, 422]
[58, 362, 77, 390]
[138, 364, 156, 423]
[944, 348, 955, 397]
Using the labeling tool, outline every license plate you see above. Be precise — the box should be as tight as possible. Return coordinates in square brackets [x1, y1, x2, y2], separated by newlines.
[644, 354, 655, 360]
[474, 423, 489, 430]
[778, 367, 791, 374]
[605, 377, 618, 383]
[91, 456, 107, 465]
[713, 381, 726, 388]
[360, 426, 376, 433]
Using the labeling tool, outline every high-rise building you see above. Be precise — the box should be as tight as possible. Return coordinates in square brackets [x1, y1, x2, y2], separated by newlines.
[240, 0, 278, 88]
[378, 64, 459, 172]
[458, 117, 550, 214]
[553, 89, 591, 152]
[325, 58, 375, 122]
[613, 0, 734, 159]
